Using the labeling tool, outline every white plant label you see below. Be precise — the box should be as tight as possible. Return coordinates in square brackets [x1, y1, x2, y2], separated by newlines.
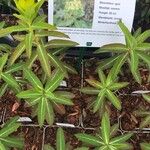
[48, 0, 136, 47]
[17, 117, 32, 122]
[56, 123, 75, 128]
[60, 80, 67, 87]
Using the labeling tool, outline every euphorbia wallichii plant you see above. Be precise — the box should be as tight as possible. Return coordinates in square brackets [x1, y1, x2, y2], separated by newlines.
[0, 0, 150, 149]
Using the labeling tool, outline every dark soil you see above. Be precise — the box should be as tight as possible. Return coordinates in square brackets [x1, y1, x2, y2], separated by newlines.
[21, 126, 44, 150]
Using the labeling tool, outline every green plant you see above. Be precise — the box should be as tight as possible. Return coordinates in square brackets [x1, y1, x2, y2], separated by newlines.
[133, 107, 150, 128]
[53, 0, 92, 28]
[0, 53, 24, 97]
[44, 127, 88, 150]
[80, 65, 128, 112]
[0, 117, 24, 149]
[132, 94, 150, 128]
[140, 143, 150, 150]
[17, 68, 74, 126]
[95, 21, 150, 84]
[75, 112, 133, 150]
[0, 0, 78, 78]
[44, 128, 66, 150]
[0, 0, 78, 126]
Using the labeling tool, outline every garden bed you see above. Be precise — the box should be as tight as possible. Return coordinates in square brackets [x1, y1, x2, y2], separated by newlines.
[0, 57, 150, 150]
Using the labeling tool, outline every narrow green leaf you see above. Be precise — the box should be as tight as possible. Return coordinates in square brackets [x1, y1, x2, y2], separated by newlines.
[54, 91, 75, 99]
[106, 53, 128, 84]
[34, 0, 45, 14]
[13, 14, 30, 24]
[0, 83, 8, 97]
[45, 69, 65, 92]
[23, 67, 43, 91]
[56, 128, 65, 150]
[130, 50, 139, 74]
[1, 73, 21, 93]
[111, 143, 132, 150]
[36, 31, 69, 38]
[45, 39, 79, 49]
[128, 59, 142, 84]
[0, 141, 6, 150]
[26, 51, 38, 69]
[133, 110, 150, 117]
[133, 27, 142, 38]
[25, 32, 33, 58]
[140, 116, 150, 128]
[136, 29, 150, 44]
[0, 137, 24, 148]
[93, 90, 106, 113]
[75, 133, 103, 146]
[137, 51, 150, 65]
[95, 43, 128, 53]
[97, 69, 106, 85]
[106, 90, 121, 110]
[62, 62, 78, 74]
[4, 117, 19, 128]
[110, 124, 119, 138]
[80, 87, 100, 95]
[142, 94, 150, 103]
[0, 25, 28, 38]
[0, 123, 20, 138]
[46, 92, 73, 105]
[101, 112, 110, 144]
[99, 146, 109, 150]
[37, 41, 51, 77]
[109, 82, 128, 91]
[51, 48, 69, 55]
[33, 15, 47, 24]
[5, 63, 24, 74]
[48, 53, 66, 74]
[27, 97, 41, 106]
[136, 43, 150, 51]
[85, 79, 103, 89]
[32, 22, 56, 30]
[38, 97, 46, 126]
[0, 21, 5, 29]
[9, 41, 26, 65]
[118, 21, 135, 48]
[0, 44, 11, 52]
[17, 90, 42, 99]
[110, 133, 132, 144]
[140, 143, 150, 150]
[45, 100, 54, 126]
[51, 95, 74, 106]
[0, 53, 8, 71]
[97, 55, 120, 70]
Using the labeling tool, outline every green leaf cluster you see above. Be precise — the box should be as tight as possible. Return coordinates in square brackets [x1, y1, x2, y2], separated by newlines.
[80, 65, 128, 112]
[75, 112, 133, 150]
[133, 108, 150, 128]
[0, 53, 23, 96]
[0, 0, 78, 78]
[95, 21, 150, 84]
[17, 68, 74, 126]
[0, 117, 24, 149]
